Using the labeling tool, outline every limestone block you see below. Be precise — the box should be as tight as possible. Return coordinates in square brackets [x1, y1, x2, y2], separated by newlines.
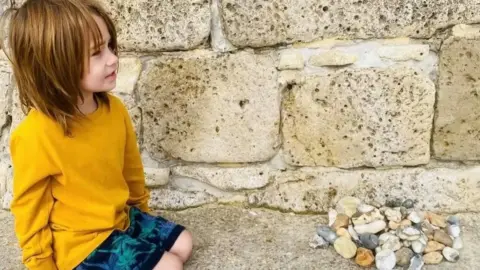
[211, 0, 236, 52]
[248, 166, 480, 213]
[0, 0, 9, 12]
[172, 165, 270, 190]
[278, 50, 304, 70]
[282, 66, 435, 168]
[434, 36, 480, 159]
[138, 51, 280, 163]
[0, 62, 12, 136]
[309, 51, 357, 67]
[114, 57, 142, 95]
[144, 167, 169, 187]
[452, 24, 480, 39]
[220, 0, 480, 47]
[99, 0, 210, 51]
[377, 45, 430, 61]
[149, 187, 216, 210]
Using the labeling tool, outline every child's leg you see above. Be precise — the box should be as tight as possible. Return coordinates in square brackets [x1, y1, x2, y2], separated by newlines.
[153, 251, 183, 270]
[129, 207, 193, 263]
[169, 230, 193, 262]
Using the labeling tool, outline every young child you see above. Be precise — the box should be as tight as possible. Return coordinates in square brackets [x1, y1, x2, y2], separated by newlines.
[2, 0, 192, 269]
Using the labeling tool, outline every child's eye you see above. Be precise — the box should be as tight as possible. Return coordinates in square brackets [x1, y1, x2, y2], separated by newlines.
[92, 50, 101, 56]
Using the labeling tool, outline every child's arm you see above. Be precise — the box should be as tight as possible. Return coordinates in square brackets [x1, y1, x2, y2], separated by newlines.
[122, 105, 150, 212]
[10, 133, 57, 270]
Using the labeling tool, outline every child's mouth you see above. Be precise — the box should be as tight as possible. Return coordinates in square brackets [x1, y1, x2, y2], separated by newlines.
[106, 71, 116, 80]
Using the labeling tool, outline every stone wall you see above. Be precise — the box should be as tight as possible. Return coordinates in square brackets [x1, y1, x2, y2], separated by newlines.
[0, 0, 480, 213]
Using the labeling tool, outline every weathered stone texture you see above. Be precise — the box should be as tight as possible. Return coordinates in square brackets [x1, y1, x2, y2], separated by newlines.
[139, 51, 280, 163]
[0, 0, 10, 13]
[220, 0, 480, 47]
[0, 62, 13, 210]
[144, 167, 169, 187]
[377, 44, 430, 61]
[100, 0, 211, 51]
[249, 166, 480, 213]
[433, 33, 480, 160]
[172, 165, 270, 190]
[149, 187, 216, 210]
[0, 62, 12, 148]
[112, 57, 143, 139]
[282, 66, 435, 168]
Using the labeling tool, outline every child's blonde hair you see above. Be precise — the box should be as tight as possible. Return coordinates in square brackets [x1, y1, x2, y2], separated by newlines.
[1, 0, 118, 134]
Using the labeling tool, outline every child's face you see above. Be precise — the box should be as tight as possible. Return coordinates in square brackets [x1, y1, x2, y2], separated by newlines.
[80, 15, 118, 95]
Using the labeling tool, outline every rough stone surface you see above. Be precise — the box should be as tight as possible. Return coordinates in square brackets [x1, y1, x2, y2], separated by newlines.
[139, 51, 280, 163]
[144, 167, 169, 187]
[377, 45, 430, 61]
[1, 207, 480, 269]
[149, 187, 216, 210]
[248, 166, 480, 213]
[172, 165, 270, 191]
[100, 0, 210, 51]
[114, 57, 142, 95]
[0, 62, 13, 142]
[0, 62, 13, 206]
[278, 50, 304, 70]
[220, 0, 480, 47]
[210, 0, 236, 52]
[282, 66, 435, 168]
[433, 35, 480, 160]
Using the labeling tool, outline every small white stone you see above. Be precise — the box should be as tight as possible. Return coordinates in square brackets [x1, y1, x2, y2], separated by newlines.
[385, 208, 402, 222]
[328, 208, 338, 227]
[412, 240, 426, 254]
[453, 237, 463, 250]
[408, 211, 424, 224]
[348, 225, 360, 241]
[408, 254, 425, 270]
[336, 196, 361, 217]
[352, 208, 384, 225]
[442, 247, 460, 262]
[399, 227, 421, 241]
[381, 234, 402, 252]
[379, 233, 395, 245]
[447, 224, 461, 238]
[357, 203, 375, 213]
[355, 220, 387, 234]
[376, 250, 397, 270]
[278, 50, 304, 70]
[309, 234, 329, 249]
[404, 240, 412, 247]
[376, 246, 383, 254]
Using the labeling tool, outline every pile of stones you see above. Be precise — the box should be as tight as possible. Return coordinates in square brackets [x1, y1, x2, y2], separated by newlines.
[310, 197, 463, 269]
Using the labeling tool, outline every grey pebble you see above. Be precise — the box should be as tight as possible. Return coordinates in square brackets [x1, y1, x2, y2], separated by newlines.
[386, 198, 403, 208]
[402, 199, 415, 209]
[408, 254, 424, 270]
[316, 225, 337, 244]
[359, 233, 379, 250]
[447, 215, 460, 225]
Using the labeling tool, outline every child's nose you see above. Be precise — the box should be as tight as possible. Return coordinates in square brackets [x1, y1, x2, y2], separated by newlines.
[107, 51, 118, 67]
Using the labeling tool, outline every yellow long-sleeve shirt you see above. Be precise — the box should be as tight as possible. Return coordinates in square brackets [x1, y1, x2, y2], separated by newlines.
[10, 94, 150, 270]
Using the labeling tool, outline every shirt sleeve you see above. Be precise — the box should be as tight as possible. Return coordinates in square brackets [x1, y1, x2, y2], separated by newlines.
[10, 133, 58, 270]
[121, 103, 150, 212]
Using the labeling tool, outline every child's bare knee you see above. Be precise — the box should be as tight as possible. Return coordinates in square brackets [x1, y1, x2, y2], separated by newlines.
[153, 252, 183, 270]
[170, 230, 193, 262]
